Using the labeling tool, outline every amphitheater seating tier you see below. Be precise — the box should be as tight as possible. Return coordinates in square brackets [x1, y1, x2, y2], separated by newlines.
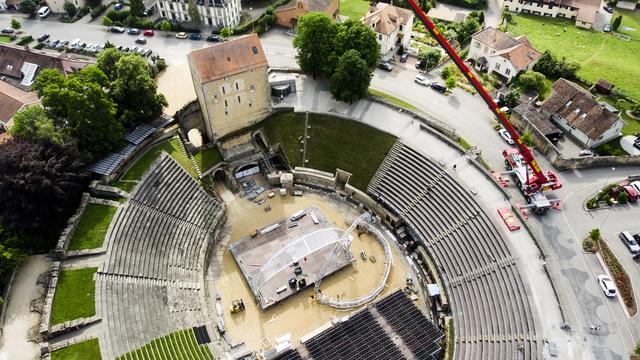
[99, 154, 224, 359]
[368, 141, 541, 360]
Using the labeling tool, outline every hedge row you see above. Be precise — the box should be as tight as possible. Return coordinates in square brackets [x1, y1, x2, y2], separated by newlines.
[17, 35, 34, 46]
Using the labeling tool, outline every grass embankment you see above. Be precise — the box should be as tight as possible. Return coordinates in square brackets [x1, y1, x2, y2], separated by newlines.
[50, 267, 98, 325]
[261, 112, 396, 190]
[193, 147, 223, 172]
[50, 338, 101, 360]
[0, 35, 12, 43]
[67, 204, 116, 251]
[116, 329, 214, 360]
[597, 96, 640, 137]
[112, 137, 198, 192]
[339, 0, 371, 20]
[507, 14, 640, 102]
[368, 88, 418, 111]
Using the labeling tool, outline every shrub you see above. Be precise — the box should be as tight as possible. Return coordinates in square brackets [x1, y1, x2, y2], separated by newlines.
[631, 103, 640, 117]
[90, 4, 107, 18]
[102, 16, 113, 26]
[78, 5, 90, 17]
[17, 35, 33, 46]
[607, 197, 615, 206]
[582, 237, 597, 252]
[586, 197, 599, 209]
[617, 191, 628, 205]
[589, 228, 600, 241]
[106, 9, 130, 22]
[33, 42, 45, 50]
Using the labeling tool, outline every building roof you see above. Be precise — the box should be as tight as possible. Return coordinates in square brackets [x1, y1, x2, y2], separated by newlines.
[576, 5, 598, 23]
[361, 3, 413, 36]
[472, 27, 541, 72]
[275, 0, 335, 13]
[0, 44, 91, 81]
[188, 34, 268, 84]
[595, 78, 614, 91]
[425, 6, 468, 23]
[542, 78, 621, 141]
[513, 103, 561, 136]
[0, 80, 39, 125]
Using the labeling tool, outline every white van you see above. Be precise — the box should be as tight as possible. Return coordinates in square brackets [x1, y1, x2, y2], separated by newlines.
[414, 75, 429, 86]
[38, 6, 52, 18]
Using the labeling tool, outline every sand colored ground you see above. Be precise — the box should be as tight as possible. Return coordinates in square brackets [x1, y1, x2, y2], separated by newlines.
[209, 183, 415, 351]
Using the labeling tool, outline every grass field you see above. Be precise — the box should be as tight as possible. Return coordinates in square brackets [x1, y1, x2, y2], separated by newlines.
[117, 329, 214, 360]
[113, 137, 197, 192]
[261, 112, 396, 190]
[340, 0, 370, 20]
[193, 147, 223, 172]
[507, 13, 640, 101]
[68, 204, 117, 251]
[0, 35, 12, 43]
[368, 89, 418, 111]
[51, 338, 101, 360]
[50, 268, 97, 325]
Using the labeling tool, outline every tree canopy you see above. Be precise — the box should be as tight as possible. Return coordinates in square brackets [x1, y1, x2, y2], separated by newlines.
[331, 20, 380, 73]
[533, 51, 580, 80]
[518, 70, 547, 94]
[418, 47, 442, 72]
[293, 13, 337, 78]
[19, 0, 37, 15]
[9, 106, 64, 145]
[130, 0, 144, 17]
[330, 50, 373, 104]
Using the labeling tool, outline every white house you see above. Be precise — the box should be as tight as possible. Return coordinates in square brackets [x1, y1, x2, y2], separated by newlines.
[46, 0, 86, 14]
[468, 27, 541, 82]
[361, 3, 413, 56]
[503, 0, 603, 29]
[152, 0, 241, 28]
[542, 78, 623, 148]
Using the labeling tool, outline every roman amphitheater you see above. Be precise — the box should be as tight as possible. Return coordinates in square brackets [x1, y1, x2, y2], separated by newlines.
[35, 105, 550, 360]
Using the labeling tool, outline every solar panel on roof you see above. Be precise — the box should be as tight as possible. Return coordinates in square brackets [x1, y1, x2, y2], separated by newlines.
[20, 62, 38, 86]
[89, 144, 136, 175]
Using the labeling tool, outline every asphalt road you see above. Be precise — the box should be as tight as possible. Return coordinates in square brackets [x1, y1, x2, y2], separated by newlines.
[2, 11, 639, 358]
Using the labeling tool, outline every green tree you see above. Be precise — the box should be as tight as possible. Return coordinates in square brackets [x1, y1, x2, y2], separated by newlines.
[329, 49, 372, 104]
[521, 132, 534, 147]
[478, 11, 484, 24]
[64, 1, 78, 18]
[589, 228, 601, 242]
[533, 51, 580, 80]
[293, 13, 337, 78]
[111, 54, 168, 126]
[34, 67, 125, 158]
[612, 15, 622, 32]
[9, 106, 64, 145]
[220, 27, 232, 39]
[130, 0, 144, 17]
[503, 89, 521, 108]
[97, 48, 124, 81]
[102, 16, 113, 26]
[19, 0, 37, 15]
[631, 103, 640, 116]
[188, 0, 203, 28]
[455, 18, 480, 44]
[10, 19, 21, 30]
[418, 47, 441, 72]
[518, 70, 547, 94]
[157, 19, 171, 32]
[617, 191, 628, 205]
[441, 64, 459, 80]
[501, 11, 513, 26]
[445, 76, 457, 90]
[330, 20, 379, 74]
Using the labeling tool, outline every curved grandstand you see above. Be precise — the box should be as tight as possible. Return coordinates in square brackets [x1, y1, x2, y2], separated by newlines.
[98, 153, 225, 359]
[368, 141, 541, 359]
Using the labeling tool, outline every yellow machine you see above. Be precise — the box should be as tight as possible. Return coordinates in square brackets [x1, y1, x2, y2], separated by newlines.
[230, 299, 245, 313]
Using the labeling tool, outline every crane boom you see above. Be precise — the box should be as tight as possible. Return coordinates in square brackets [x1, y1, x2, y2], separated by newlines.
[405, 0, 552, 187]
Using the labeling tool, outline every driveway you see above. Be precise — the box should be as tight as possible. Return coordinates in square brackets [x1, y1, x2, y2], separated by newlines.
[621, 135, 640, 155]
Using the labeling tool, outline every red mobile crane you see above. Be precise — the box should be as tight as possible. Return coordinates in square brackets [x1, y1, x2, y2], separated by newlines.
[405, 0, 562, 214]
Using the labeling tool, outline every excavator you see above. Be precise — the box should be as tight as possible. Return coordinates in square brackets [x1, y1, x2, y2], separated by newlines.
[406, 0, 562, 214]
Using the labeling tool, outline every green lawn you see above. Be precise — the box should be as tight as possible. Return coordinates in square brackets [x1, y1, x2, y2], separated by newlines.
[193, 147, 223, 172]
[507, 13, 640, 102]
[117, 329, 214, 360]
[50, 267, 97, 325]
[261, 112, 397, 190]
[0, 35, 12, 43]
[68, 204, 117, 251]
[340, 0, 370, 20]
[51, 338, 101, 360]
[113, 137, 197, 192]
[368, 88, 418, 111]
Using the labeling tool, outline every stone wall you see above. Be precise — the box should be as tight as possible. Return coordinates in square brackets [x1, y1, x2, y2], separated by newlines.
[39, 262, 61, 340]
[89, 181, 130, 199]
[52, 194, 91, 260]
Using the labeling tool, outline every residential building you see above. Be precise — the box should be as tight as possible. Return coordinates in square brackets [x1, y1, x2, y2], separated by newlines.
[426, 6, 468, 23]
[469, 27, 541, 82]
[361, 3, 413, 56]
[187, 34, 271, 141]
[152, 0, 241, 28]
[503, 0, 603, 29]
[541, 78, 623, 148]
[273, 0, 339, 28]
[46, 0, 86, 14]
[0, 80, 40, 136]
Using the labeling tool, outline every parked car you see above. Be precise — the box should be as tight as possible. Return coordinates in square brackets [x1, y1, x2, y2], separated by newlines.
[142, 49, 152, 57]
[620, 231, 640, 253]
[55, 40, 69, 49]
[38, 6, 52, 18]
[128, 28, 140, 35]
[634, 136, 640, 150]
[630, 180, 640, 194]
[143, 29, 154, 37]
[430, 83, 446, 93]
[622, 185, 639, 202]
[378, 62, 394, 71]
[37, 34, 50, 42]
[114, 2, 124, 10]
[579, 149, 594, 157]
[400, 53, 409, 63]
[414, 75, 429, 86]
[189, 33, 202, 40]
[597, 274, 617, 297]
[493, 98, 506, 107]
[603, 24, 611, 33]
[135, 37, 147, 44]
[498, 128, 515, 145]
[206, 35, 220, 42]
[49, 39, 60, 48]
[110, 26, 126, 33]
[175, 32, 188, 39]
[1, 28, 14, 34]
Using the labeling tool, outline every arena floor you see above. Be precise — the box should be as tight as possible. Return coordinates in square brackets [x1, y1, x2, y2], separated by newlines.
[208, 181, 419, 350]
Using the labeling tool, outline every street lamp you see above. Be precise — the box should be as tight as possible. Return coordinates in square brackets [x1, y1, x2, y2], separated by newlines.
[602, 166, 616, 189]
[249, 7, 254, 33]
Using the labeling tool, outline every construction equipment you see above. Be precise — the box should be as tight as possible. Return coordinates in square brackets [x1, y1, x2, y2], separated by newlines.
[406, 0, 562, 214]
[230, 299, 245, 314]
